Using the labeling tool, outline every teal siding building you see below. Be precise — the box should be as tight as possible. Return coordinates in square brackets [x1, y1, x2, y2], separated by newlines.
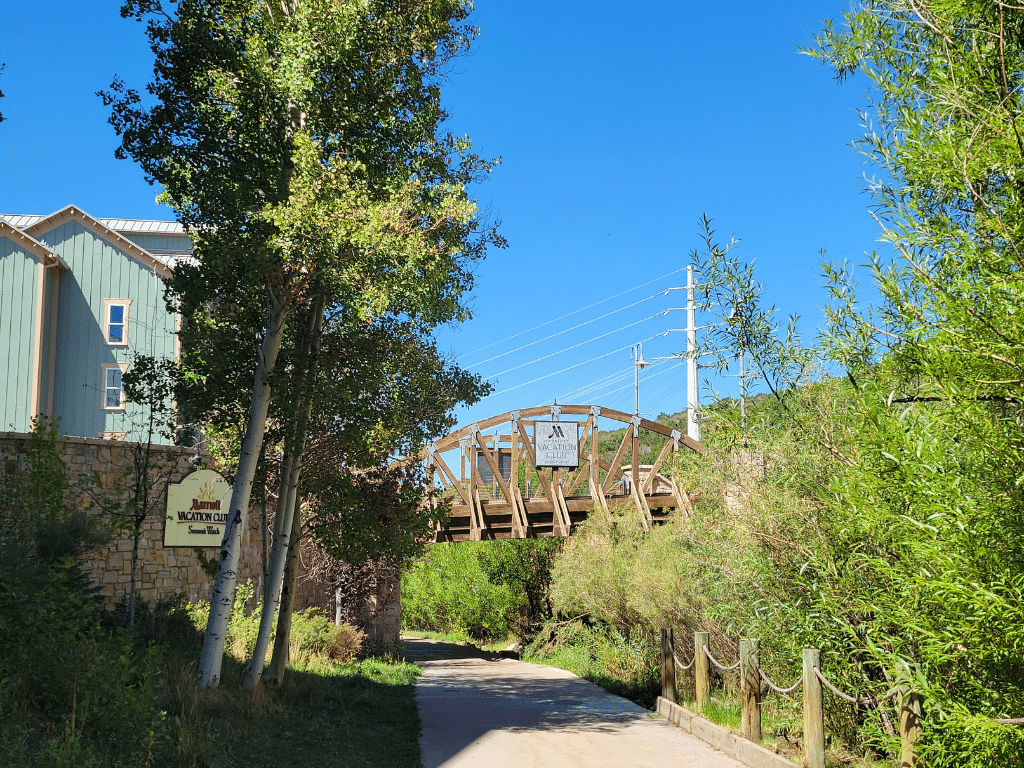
[0, 206, 191, 443]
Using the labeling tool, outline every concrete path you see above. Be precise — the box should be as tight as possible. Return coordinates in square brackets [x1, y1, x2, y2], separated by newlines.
[408, 637, 746, 768]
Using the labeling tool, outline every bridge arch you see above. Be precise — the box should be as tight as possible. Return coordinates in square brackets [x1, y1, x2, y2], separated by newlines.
[418, 404, 704, 542]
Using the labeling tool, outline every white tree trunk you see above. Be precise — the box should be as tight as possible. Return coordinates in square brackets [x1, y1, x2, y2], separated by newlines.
[241, 434, 302, 689]
[198, 292, 288, 688]
[241, 296, 323, 690]
[265, 501, 303, 686]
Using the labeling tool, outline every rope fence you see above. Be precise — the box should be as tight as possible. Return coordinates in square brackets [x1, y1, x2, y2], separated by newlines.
[658, 627, 1022, 768]
[813, 667, 898, 707]
[758, 667, 802, 697]
[670, 646, 694, 672]
[703, 645, 740, 672]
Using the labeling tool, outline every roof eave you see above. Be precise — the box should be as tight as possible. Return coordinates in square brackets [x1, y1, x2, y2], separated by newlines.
[23, 205, 173, 277]
[0, 220, 68, 269]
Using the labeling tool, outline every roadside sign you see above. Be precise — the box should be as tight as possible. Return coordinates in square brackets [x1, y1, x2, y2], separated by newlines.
[163, 468, 232, 547]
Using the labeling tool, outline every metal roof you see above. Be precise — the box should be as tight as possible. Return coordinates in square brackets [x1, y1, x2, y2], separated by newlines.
[0, 212, 191, 271]
[0, 214, 44, 229]
[0, 213, 186, 235]
[99, 218, 186, 234]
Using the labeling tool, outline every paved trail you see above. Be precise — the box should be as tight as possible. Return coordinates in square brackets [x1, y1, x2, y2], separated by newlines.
[408, 637, 746, 768]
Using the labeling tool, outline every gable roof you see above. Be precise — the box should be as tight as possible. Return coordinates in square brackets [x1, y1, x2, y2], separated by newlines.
[0, 219, 67, 269]
[17, 205, 175, 278]
[1, 213, 186, 235]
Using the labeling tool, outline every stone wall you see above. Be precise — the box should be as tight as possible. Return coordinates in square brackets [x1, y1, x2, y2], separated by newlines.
[1, 430, 401, 649]
[359, 574, 401, 652]
[0, 432, 262, 609]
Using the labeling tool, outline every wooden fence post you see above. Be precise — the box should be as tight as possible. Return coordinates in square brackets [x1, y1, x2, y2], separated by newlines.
[740, 638, 761, 741]
[802, 648, 825, 768]
[660, 628, 678, 703]
[899, 669, 923, 768]
[694, 631, 710, 712]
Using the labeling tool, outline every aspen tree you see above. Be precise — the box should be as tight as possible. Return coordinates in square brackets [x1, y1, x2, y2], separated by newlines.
[104, 0, 501, 688]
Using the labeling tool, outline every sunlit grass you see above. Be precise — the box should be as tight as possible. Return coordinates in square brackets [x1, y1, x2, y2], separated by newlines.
[170, 600, 423, 768]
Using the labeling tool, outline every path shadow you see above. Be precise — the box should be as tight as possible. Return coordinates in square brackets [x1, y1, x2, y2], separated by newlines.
[408, 638, 666, 768]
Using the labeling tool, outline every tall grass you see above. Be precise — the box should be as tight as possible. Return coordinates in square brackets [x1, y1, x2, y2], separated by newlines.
[524, 620, 661, 708]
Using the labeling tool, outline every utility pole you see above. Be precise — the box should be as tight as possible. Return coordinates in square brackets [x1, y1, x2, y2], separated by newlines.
[739, 347, 747, 444]
[665, 266, 702, 443]
[631, 342, 649, 416]
[726, 293, 749, 446]
[685, 266, 700, 444]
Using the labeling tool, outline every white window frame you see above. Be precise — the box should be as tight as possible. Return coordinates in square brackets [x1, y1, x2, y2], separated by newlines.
[103, 299, 132, 347]
[101, 363, 129, 411]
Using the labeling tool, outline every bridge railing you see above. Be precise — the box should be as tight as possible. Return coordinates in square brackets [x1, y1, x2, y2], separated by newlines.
[430, 476, 635, 504]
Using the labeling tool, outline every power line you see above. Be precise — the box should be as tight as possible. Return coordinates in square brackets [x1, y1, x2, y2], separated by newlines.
[469, 252, 850, 415]
[484, 312, 667, 381]
[458, 267, 686, 359]
[575, 360, 675, 405]
[561, 359, 662, 403]
[593, 364, 680, 417]
[558, 366, 636, 403]
[467, 291, 666, 369]
[645, 366, 689, 416]
[536, 370, 630, 411]
[481, 331, 668, 401]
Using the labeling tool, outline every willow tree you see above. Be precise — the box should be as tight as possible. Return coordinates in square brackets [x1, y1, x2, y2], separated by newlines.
[806, 2, 1024, 762]
[104, 0, 501, 688]
[257, 316, 484, 684]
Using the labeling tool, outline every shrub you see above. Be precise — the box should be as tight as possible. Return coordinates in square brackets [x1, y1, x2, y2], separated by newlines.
[402, 539, 558, 641]
[0, 419, 175, 767]
[0, 562, 167, 767]
[187, 582, 367, 665]
[187, 579, 262, 661]
[401, 542, 522, 640]
[525, 619, 660, 707]
[290, 608, 366, 661]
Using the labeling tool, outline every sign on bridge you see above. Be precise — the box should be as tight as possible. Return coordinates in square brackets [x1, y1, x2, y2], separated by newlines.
[534, 421, 580, 469]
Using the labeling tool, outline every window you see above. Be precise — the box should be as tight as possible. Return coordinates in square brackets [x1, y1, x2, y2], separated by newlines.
[103, 299, 131, 346]
[101, 364, 128, 410]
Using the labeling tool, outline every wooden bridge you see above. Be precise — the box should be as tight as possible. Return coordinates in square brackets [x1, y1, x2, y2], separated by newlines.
[418, 404, 704, 542]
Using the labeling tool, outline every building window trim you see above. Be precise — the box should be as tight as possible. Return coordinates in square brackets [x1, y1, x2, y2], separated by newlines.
[103, 299, 132, 346]
[101, 363, 129, 411]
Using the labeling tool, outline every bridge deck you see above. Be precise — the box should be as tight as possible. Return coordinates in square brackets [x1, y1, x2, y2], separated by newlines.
[433, 492, 682, 542]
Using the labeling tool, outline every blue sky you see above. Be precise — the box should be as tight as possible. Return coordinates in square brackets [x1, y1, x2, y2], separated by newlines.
[0, 1, 880, 430]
